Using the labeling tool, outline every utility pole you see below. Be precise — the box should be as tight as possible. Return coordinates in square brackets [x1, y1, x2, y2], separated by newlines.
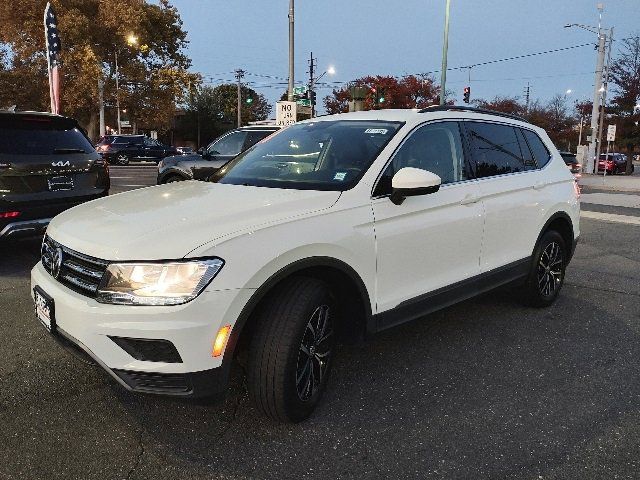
[235, 69, 245, 128]
[586, 32, 607, 173]
[98, 78, 105, 137]
[439, 0, 451, 105]
[523, 82, 530, 113]
[308, 52, 316, 117]
[595, 27, 613, 173]
[287, 0, 295, 102]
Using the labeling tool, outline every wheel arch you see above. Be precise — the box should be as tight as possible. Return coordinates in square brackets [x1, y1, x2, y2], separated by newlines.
[535, 211, 576, 261]
[223, 256, 373, 370]
[158, 167, 190, 183]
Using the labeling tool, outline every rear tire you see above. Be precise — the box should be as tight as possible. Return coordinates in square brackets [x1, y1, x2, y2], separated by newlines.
[519, 230, 567, 308]
[247, 277, 337, 423]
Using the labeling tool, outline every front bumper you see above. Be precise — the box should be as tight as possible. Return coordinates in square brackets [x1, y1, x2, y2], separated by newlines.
[31, 261, 253, 397]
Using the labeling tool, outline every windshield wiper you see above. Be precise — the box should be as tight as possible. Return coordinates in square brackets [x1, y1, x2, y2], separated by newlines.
[53, 148, 87, 154]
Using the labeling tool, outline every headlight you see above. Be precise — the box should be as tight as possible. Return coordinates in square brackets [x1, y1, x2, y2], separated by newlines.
[96, 259, 224, 306]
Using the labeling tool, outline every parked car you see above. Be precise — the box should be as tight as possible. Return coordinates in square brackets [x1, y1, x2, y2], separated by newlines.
[597, 152, 634, 174]
[96, 134, 178, 165]
[0, 111, 109, 240]
[559, 151, 581, 174]
[157, 126, 279, 183]
[176, 146, 194, 155]
[32, 106, 579, 422]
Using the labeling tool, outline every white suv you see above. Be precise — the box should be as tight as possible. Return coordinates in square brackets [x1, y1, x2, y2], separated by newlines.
[31, 106, 580, 422]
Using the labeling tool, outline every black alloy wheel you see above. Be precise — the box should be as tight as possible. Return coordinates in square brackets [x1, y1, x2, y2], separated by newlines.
[296, 304, 333, 402]
[520, 230, 567, 307]
[537, 241, 563, 298]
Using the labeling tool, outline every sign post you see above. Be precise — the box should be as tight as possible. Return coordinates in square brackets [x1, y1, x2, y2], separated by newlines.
[276, 101, 297, 127]
[603, 125, 616, 178]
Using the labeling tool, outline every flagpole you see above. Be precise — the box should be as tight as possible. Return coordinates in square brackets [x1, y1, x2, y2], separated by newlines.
[44, 2, 54, 114]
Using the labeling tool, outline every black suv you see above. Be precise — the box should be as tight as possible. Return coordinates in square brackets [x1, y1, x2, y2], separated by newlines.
[157, 126, 279, 183]
[96, 134, 178, 165]
[0, 111, 109, 239]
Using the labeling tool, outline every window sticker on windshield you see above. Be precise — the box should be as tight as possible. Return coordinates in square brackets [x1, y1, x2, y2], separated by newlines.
[364, 128, 388, 134]
[333, 172, 347, 181]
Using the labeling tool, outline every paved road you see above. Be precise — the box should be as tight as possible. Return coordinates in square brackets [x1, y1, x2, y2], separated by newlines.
[1, 170, 639, 479]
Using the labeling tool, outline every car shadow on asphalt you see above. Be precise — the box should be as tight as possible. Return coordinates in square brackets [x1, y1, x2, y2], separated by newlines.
[104, 284, 640, 479]
[0, 237, 41, 278]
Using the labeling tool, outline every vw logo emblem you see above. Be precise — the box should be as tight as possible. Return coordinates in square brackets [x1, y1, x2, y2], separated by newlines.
[51, 247, 63, 279]
[41, 241, 63, 279]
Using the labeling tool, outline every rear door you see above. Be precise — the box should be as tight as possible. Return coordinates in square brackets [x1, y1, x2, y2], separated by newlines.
[0, 115, 108, 207]
[462, 120, 542, 273]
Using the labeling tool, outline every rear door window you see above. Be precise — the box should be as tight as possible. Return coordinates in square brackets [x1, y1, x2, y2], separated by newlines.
[521, 129, 551, 168]
[244, 130, 275, 151]
[208, 131, 248, 156]
[465, 122, 527, 178]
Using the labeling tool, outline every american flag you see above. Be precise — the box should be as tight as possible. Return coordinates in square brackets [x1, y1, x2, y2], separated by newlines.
[44, 2, 61, 114]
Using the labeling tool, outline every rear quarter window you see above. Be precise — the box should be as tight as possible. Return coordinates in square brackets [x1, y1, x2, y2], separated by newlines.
[521, 129, 551, 168]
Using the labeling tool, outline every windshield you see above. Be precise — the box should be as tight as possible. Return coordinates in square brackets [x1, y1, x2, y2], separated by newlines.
[211, 120, 403, 190]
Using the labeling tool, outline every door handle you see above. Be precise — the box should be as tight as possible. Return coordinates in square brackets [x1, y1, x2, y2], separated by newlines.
[460, 194, 479, 205]
[533, 181, 545, 190]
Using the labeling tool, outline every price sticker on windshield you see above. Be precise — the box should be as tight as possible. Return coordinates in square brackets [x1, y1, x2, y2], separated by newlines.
[364, 128, 388, 134]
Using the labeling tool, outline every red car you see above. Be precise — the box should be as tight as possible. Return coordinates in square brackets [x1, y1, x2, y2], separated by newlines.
[597, 153, 634, 174]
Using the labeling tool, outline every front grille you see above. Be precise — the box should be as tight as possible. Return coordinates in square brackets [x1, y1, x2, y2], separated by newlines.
[113, 370, 192, 394]
[42, 235, 108, 298]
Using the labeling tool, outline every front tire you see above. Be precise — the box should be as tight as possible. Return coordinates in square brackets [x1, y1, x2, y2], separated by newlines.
[247, 277, 336, 423]
[163, 174, 185, 184]
[520, 230, 567, 307]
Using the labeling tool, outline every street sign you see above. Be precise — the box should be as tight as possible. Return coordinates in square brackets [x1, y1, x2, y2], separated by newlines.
[276, 101, 297, 127]
[293, 85, 308, 95]
[297, 105, 312, 116]
[119, 120, 130, 128]
[607, 124, 616, 142]
[297, 98, 311, 107]
[150, 130, 157, 140]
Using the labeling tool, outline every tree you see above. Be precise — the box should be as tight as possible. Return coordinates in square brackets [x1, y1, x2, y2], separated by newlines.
[474, 95, 580, 150]
[0, 0, 193, 139]
[176, 84, 271, 147]
[609, 35, 640, 152]
[323, 75, 440, 114]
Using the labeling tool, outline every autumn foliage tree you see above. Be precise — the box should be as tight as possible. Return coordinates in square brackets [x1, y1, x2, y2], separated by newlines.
[177, 84, 272, 147]
[324, 75, 440, 114]
[0, 0, 194, 139]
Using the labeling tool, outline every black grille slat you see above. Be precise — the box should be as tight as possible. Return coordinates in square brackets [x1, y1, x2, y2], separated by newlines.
[42, 235, 106, 298]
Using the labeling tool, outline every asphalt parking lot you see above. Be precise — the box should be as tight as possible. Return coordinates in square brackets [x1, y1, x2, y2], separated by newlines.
[1, 166, 639, 479]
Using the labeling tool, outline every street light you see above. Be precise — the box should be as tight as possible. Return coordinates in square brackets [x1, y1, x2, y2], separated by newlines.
[115, 34, 139, 134]
[310, 65, 336, 117]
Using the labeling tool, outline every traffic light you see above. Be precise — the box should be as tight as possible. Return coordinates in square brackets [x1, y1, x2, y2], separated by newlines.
[245, 96, 253, 104]
[378, 88, 386, 104]
[463, 86, 471, 104]
[310, 90, 317, 104]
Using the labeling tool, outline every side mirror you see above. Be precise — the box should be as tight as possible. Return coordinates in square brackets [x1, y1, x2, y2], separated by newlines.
[390, 167, 441, 205]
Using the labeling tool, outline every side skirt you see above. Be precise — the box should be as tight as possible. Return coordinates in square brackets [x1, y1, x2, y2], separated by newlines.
[373, 257, 531, 332]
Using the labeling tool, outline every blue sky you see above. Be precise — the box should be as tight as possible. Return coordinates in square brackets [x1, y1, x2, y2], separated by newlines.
[168, 0, 639, 113]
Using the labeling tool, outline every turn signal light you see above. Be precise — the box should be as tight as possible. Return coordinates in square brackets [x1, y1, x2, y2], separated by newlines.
[0, 211, 20, 218]
[212, 325, 231, 357]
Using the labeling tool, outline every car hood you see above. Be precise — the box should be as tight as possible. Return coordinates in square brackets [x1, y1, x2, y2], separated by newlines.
[47, 182, 341, 260]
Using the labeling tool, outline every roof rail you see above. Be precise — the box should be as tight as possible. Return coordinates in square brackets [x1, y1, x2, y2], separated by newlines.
[418, 105, 527, 122]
